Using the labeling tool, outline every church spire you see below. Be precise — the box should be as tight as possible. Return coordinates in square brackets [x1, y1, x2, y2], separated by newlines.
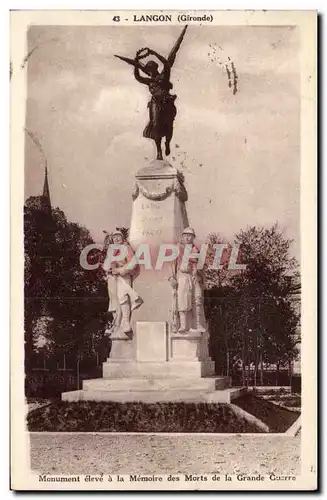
[42, 164, 51, 210]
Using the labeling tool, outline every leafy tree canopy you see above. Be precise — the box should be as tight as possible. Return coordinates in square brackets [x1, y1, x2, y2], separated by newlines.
[24, 196, 108, 362]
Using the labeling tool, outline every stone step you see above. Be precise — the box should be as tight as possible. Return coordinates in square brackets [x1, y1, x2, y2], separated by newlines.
[83, 376, 230, 392]
[62, 387, 246, 404]
[102, 360, 215, 379]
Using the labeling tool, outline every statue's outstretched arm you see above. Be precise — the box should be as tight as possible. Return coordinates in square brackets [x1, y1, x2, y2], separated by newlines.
[149, 49, 169, 68]
[134, 66, 151, 85]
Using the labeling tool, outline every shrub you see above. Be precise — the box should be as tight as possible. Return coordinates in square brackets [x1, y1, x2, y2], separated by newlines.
[27, 401, 264, 433]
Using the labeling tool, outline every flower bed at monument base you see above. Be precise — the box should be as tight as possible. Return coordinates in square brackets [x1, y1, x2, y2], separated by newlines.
[27, 401, 265, 433]
[233, 394, 300, 433]
[250, 387, 301, 409]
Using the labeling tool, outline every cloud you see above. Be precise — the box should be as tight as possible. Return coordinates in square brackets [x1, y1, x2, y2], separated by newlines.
[92, 85, 144, 121]
[185, 25, 299, 77]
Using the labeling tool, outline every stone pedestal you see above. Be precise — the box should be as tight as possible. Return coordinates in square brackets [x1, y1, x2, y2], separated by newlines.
[129, 160, 188, 326]
[170, 331, 210, 361]
[129, 159, 188, 246]
[109, 335, 134, 362]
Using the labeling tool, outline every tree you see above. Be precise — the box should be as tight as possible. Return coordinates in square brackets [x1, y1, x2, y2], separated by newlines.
[204, 223, 300, 386]
[203, 232, 231, 289]
[24, 196, 55, 366]
[24, 196, 108, 370]
[231, 223, 300, 385]
[204, 286, 245, 378]
[232, 223, 299, 296]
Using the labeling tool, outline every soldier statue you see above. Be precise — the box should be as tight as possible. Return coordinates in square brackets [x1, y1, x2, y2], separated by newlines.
[170, 227, 206, 333]
[104, 229, 143, 335]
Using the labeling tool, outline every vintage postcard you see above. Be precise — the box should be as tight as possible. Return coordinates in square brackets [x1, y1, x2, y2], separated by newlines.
[10, 10, 317, 491]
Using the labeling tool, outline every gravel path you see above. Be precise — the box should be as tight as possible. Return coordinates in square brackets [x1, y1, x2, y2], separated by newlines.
[30, 433, 300, 476]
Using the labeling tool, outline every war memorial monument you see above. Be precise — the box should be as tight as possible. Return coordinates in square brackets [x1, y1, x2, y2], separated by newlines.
[62, 26, 244, 404]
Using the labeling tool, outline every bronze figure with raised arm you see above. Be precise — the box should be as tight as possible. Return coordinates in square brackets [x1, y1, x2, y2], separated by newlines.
[115, 26, 188, 161]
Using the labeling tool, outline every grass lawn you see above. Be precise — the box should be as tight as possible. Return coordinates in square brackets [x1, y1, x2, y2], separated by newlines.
[233, 394, 300, 432]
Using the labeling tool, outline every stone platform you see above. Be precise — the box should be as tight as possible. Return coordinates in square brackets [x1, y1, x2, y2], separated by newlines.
[62, 387, 246, 403]
[62, 362, 238, 403]
[61, 321, 245, 404]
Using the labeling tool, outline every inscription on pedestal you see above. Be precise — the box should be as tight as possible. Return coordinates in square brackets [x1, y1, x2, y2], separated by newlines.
[141, 229, 163, 237]
[129, 161, 189, 322]
[131, 192, 176, 246]
[141, 202, 160, 210]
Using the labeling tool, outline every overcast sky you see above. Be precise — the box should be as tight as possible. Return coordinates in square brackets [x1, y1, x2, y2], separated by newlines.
[25, 25, 300, 258]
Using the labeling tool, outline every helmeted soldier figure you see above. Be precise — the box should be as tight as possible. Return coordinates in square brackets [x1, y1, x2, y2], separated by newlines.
[104, 230, 143, 335]
[175, 227, 206, 333]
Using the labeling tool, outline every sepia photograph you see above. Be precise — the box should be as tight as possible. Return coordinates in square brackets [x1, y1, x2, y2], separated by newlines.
[10, 10, 317, 491]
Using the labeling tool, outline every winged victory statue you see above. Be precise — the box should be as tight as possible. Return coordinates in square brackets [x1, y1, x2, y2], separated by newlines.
[115, 26, 188, 161]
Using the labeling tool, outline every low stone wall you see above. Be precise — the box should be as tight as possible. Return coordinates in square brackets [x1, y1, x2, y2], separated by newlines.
[229, 403, 269, 432]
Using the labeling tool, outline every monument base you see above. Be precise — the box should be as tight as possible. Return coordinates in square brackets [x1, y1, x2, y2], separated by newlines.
[61, 321, 244, 403]
[109, 336, 134, 361]
[62, 387, 246, 403]
[102, 359, 216, 379]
